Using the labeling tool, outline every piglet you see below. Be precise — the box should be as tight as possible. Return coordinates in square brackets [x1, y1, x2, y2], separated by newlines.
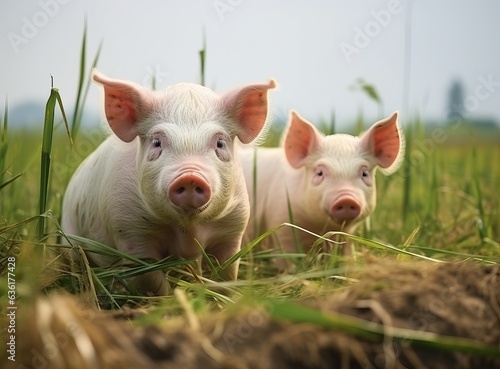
[62, 69, 276, 295]
[240, 110, 404, 259]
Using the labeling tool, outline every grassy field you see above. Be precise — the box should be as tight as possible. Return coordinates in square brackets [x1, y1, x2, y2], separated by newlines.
[1, 67, 500, 365]
[1, 110, 499, 292]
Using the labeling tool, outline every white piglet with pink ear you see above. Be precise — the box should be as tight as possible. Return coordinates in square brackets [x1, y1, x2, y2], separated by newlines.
[240, 110, 404, 258]
[62, 70, 276, 295]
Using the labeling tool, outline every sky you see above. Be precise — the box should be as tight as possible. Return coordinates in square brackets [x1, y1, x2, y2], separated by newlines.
[1, 0, 500, 130]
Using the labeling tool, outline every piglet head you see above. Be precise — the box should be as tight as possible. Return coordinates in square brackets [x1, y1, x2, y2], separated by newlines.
[283, 110, 403, 231]
[93, 69, 276, 224]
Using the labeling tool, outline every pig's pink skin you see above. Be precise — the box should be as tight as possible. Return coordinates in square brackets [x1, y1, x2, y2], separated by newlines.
[240, 110, 404, 259]
[62, 69, 276, 295]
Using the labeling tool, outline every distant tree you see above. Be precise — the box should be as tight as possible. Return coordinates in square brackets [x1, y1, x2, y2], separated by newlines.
[447, 79, 465, 122]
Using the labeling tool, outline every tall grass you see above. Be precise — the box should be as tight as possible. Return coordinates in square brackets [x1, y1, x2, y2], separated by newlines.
[71, 21, 102, 139]
[199, 28, 207, 87]
[0, 98, 9, 187]
[37, 80, 70, 241]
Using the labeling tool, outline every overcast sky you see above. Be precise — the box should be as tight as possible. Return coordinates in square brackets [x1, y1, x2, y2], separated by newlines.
[1, 0, 499, 129]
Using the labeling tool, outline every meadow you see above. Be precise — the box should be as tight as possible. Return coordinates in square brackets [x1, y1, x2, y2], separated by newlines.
[2, 109, 498, 270]
[1, 44, 500, 367]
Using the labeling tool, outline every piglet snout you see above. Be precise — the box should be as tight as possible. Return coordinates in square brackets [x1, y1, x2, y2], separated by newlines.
[168, 173, 211, 210]
[331, 195, 361, 222]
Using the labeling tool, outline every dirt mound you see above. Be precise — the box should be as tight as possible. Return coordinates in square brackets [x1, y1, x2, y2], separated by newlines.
[4, 262, 500, 369]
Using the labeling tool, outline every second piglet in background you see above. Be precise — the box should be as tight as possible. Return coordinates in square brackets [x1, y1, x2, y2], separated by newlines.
[240, 110, 404, 259]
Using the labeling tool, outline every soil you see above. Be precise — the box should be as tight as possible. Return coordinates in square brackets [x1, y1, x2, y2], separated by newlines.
[4, 261, 500, 369]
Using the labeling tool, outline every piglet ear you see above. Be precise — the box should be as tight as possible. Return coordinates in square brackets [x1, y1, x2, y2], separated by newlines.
[222, 79, 276, 144]
[92, 69, 156, 142]
[284, 110, 323, 168]
[360, 111, 404, 175]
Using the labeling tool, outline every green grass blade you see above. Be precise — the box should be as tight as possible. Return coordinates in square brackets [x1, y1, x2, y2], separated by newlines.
[219, 224, 286, 270]
[402, 122, 412, 226]
[194, 238, 217, 276]
[406, 245, 500, 263]
[74, 41, 102, 130]
[328, 110, 335, 135]
[296, 226, 443, 263]
[71, 20, 87, 138]
[37, 85, 69, 240]
[270, 300, 500, 357]
[56, 88, 72, 146]
[343, 233, 443, 262]
[285, 189, 302, 253]
[65, 233, 196, 277]
[251, 147, 258, 238]
[0, 214, 39, 235]
[37, 85, 58, 240]
[402, 226, 420, 247]
[71, 21, 102, 140]
[87, 265, 120, 309]
[96, 258, 193, 280]
[0, 97, 8, 186]
[471, 145, 488, 241]
[199, 27, 206, 87]
[64, 234, 149, 266]
[0, 172, 23, 191]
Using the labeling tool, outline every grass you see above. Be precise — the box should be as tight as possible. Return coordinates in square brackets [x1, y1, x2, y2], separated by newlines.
[2, 104, 498, 279]
[1, 31, 500, 360]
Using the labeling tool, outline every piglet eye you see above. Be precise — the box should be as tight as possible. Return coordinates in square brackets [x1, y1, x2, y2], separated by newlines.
[148, 133, 165, 161]
[312, 165, 326, 185]
[214, 134, 230, 162]
[360, 167, 372, 186]
[216, 139, 225, 149]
